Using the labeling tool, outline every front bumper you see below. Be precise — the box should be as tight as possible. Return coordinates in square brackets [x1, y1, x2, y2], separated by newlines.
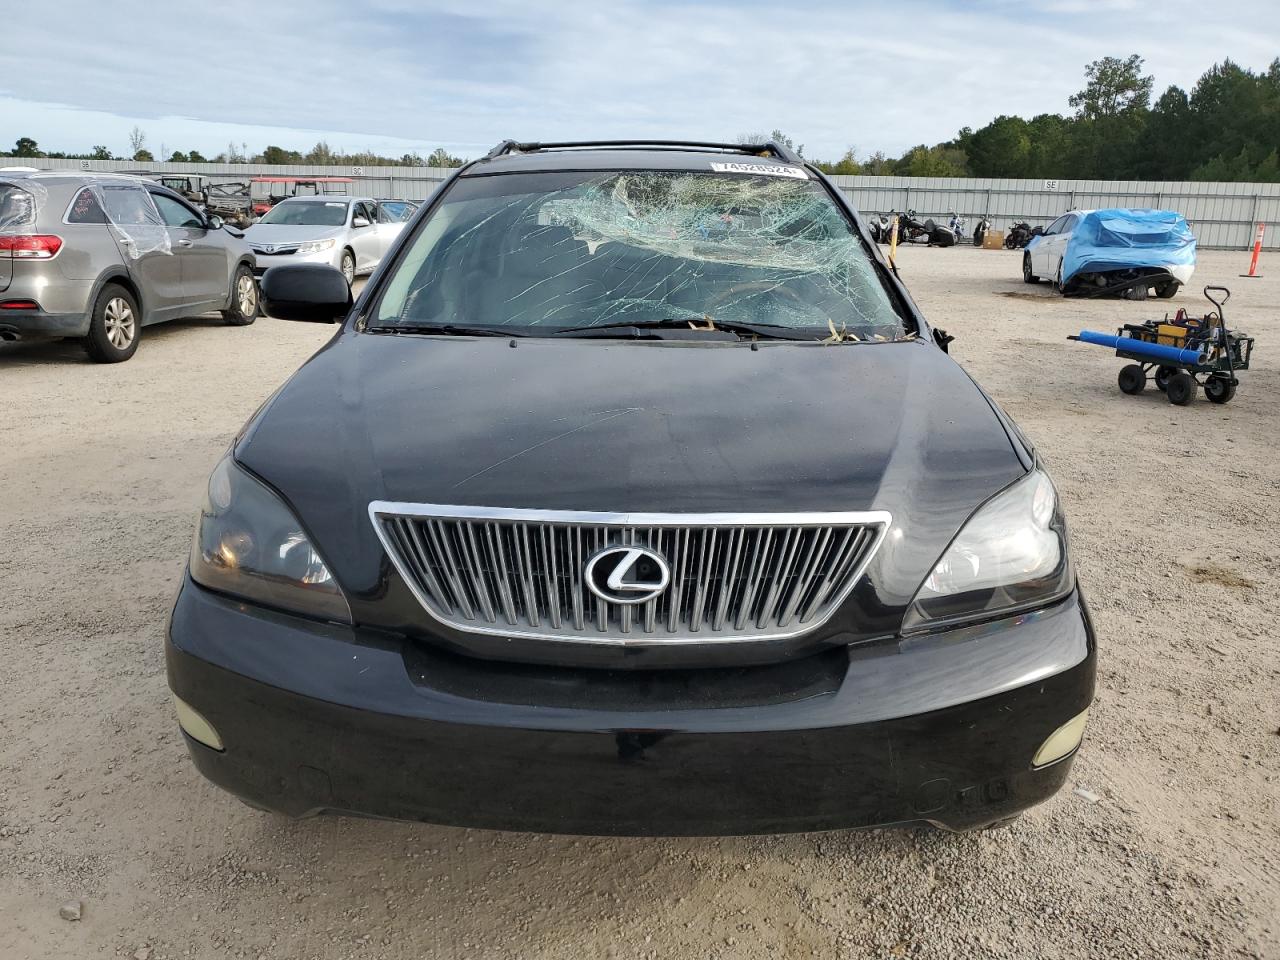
[167, 576, 1096, 835]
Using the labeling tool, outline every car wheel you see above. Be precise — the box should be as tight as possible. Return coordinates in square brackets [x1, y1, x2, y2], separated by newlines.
[1204, 376, 1236, 404]
[1022, 253, 1039, 284]
[1166, 372, 1196, 406]
[1154, 365, 1176, 392]
[1054, 262, 1066, 295]
[1155, 280, 1181, 299]
[222, 264, 259, 326]
[340, 249, 356, 286]
[1118, 364, 1146, 395]
[83, 284, 141, 363]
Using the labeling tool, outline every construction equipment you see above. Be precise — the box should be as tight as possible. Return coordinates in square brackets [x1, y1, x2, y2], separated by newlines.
[1068, 286, 1254, 406]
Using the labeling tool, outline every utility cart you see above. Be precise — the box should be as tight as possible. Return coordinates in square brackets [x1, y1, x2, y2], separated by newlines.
[1070, 286, 1254, 406]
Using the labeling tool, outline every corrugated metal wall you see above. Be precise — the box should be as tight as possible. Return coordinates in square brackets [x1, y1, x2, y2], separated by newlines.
[826, 174, 1280, 250]
[15, 158, 1279, 250]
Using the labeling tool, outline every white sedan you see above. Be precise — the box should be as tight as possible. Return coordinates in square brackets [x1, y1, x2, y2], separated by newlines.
[244, 196, 417, 285]
[1023, 208, 1196, 299]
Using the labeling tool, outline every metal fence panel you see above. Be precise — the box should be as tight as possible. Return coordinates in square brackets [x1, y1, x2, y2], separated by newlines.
[12, 159, 1278, 249]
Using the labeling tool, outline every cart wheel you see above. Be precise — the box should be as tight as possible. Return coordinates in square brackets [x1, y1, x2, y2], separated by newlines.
[1166, 372, 1196, 406]
[1204, 376, 1236, 404]
[1154, 365, 1176, 392]
[1117, 364, 1146, 395]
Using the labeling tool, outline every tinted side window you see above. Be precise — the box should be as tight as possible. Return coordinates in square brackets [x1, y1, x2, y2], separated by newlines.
[66, 188, 109, 224]
[152, 193, 204, 228]
[1045, 216, 1067, 235]
[98, 185, 163, 226]
[379, 201, 413, 223]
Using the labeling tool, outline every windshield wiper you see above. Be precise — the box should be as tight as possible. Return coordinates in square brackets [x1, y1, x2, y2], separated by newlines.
[553, 318, 817, 341]
[365, 323, 529, 337]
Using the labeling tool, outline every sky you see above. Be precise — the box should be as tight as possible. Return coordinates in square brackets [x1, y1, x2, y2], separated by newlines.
[2, 0, 1277, 163]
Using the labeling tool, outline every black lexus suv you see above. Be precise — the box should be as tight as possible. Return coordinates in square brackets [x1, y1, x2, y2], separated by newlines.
[167, 139, 1095, 835]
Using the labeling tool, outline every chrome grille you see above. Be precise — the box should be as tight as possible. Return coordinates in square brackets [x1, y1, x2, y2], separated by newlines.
[370, 503, 890, 644]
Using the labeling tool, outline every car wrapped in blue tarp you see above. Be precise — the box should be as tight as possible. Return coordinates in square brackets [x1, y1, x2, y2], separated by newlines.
[1024, 208, 1197, 299]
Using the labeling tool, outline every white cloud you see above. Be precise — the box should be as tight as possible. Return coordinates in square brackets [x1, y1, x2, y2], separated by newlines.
[1, 0, 1276, 160]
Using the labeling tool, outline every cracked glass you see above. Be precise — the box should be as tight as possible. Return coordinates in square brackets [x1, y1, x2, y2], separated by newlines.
[373, 170, 905, 338]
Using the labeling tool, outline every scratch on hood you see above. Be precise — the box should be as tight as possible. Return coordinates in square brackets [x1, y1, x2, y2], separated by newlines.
[452, 408, 642, 488]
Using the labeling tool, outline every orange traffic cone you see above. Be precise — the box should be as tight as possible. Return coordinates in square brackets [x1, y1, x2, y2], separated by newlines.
[1240, 223, 1264, 278]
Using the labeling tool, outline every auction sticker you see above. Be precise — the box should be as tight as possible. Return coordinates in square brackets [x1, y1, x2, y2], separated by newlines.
[710, 161, 808, 180]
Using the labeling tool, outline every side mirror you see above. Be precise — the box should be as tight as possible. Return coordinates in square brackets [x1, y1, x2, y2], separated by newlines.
[352, 216, 371, 228]
[206, 214, 224, 230]
[259, 264, 352, 323]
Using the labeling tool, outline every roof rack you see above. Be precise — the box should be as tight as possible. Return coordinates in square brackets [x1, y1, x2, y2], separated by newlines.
[483, 139, 804, 165]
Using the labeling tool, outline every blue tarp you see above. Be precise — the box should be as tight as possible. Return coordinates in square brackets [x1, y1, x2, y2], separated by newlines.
[1033, 208, 1197, 284]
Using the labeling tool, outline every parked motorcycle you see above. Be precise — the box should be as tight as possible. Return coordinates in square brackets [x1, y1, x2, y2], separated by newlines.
[866, 212, 892, 244]
[1004, 221, 1035, 249]
[973, 213, 992, 246]
[891, 210, 955, 246]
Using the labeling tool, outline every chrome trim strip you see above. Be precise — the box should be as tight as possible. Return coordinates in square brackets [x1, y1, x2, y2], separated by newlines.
[370, 501, 892, 528]
[367, 501, 892, 646]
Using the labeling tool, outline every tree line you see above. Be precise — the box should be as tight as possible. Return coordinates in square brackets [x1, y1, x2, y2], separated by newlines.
[809, 56, 1280, 182]
[1, 127, 465, 169]
[5, 56, 1278, 181]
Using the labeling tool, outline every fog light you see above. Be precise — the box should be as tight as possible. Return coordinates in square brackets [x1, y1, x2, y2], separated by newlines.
[1032, 709, 1088, 768]
[173, 693, 224, 751]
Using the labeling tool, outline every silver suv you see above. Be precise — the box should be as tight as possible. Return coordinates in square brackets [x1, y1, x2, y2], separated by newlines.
[0, 172, 258, 362]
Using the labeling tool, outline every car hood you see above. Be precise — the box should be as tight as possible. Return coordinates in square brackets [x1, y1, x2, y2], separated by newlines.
[236, 332, 1027, 655]
[241, 223, 344, 245]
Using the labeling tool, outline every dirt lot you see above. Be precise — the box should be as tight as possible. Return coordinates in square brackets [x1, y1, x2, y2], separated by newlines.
[1, 247, 1277, 960]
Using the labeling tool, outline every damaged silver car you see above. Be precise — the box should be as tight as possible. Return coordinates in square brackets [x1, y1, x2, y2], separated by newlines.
[0, 172, 258, 362]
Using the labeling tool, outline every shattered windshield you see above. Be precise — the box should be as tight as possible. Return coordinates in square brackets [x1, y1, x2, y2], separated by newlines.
[372, 170, 906, 338]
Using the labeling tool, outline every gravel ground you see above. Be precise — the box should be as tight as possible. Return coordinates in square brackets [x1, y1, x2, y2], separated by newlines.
[1, 247, 1276, 960]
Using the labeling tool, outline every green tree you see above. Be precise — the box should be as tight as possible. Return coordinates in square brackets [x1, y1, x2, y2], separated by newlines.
[304, 141, 334, 164]
[426, 147, 464, 167]
[187, 150, 207, 163]
[815, 147, 862, 176]
[13, 136, 41, 157]
[133, 149, 154, 162]
[261, 145, 303, 164]
[91, 145, 113, 160]
[168, 151, 188, 162]
[1069, 55, 1154, 119]
[963, 116, 1032, 177]
[895, 144, 967, 177]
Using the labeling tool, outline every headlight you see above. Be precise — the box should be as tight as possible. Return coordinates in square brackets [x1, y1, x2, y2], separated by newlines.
[297, 238, 336, 255]
[904, 469, 1072, 629]
[190, 454, 350, 622]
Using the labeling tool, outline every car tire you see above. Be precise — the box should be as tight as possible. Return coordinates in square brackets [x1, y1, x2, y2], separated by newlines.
[222, 264, 259, 326]
[1166, 372, 1196, 406]
[1155, 280, 1181, 299]
[1022, 254, 1038, 284]
[1204, 376, 1236, 404]
[1054, 262, 1067, 296]
[1118, 364, 1146, 395]
[1154, 365, 1176, 392]
[340, 249, 356, 286]
[83, 283, 141, 363]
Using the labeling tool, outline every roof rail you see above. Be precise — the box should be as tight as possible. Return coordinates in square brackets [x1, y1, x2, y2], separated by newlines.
[483, 139, 805, 165]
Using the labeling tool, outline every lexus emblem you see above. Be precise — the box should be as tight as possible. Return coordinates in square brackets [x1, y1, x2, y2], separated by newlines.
[584, 545, 671, 605]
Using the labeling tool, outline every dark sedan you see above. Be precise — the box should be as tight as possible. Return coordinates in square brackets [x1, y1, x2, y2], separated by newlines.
[167, 139, 1095, 835]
